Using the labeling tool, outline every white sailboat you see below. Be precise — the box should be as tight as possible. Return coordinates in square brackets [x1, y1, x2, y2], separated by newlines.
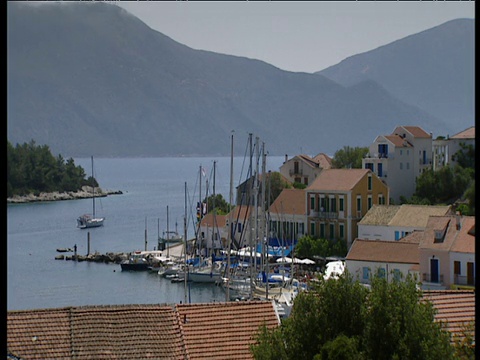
[77, 156, 105, 229]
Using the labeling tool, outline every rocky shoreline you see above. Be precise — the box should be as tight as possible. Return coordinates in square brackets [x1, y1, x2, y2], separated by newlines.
[7, 186, 123, 204]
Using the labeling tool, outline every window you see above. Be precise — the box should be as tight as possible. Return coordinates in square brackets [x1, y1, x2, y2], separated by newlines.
[378, 268, 386, 278]
[320, 223, 325, 238]
[406, 162, 410, 170]
[454, 261, 461, 275]
[400, 150, 403, 155]
[304, 177, 308, 185]
[339, 197, 344, 211]
[393, 269, 401, 281]
[339, 224, 344, 239]
[368, 175, 372, 190]
[362, 267, 370, 280]
[378, 194, 385, 205]
[310, 196, 315, 210]
[368, 195, 372, 210]
[356, 196, 362, 213]
[329, 223, 335, 239]
[330, 197, 336, 212]
[365, 163, 374, 171]
[395, 231, 400, 241]
[320, 197, 326, 212]
[310, 222, 315, 236]
[294, 161, 299, 173]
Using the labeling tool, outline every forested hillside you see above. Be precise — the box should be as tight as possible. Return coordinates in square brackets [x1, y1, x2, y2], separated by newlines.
[7, 140, 96, 197]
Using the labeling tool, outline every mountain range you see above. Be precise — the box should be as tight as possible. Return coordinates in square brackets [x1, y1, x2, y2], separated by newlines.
[7, 2, 474, 158]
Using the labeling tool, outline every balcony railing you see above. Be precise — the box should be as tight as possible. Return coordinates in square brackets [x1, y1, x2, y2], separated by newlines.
[454, 274, 475, 286]
[289, 169, 303, 176]
[317, 211, 338, 220]
[422, 273, 444, 284]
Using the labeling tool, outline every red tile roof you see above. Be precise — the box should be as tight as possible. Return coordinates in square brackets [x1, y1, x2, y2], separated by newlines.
[346, 239, 419, 264]
[451, 126, 475, 139]
[269, 188, 306, 216]
[397, 126, 432, 138]
[7, 302, 280, 360]
[385, 134, 413, 147]
[312, 153, 333, 169]
[177, 301, 279, 359]
[422, 290, 475, 343]
[419, 215, 475, 253]
[307, 168, 370, 191]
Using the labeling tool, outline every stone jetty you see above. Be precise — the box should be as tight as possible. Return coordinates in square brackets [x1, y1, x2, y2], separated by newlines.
[55, 251, 129, 264]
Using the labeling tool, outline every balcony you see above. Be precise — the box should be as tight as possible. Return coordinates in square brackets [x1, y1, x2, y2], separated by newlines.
[454, 274, 475, 286]
[317, 211, 338, 220]
[289, 169, 303, 176]
[422, 273, 444, 284]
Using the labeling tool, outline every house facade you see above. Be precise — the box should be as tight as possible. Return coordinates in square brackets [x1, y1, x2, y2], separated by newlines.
[357, 204, 453, 241]
[279, 153, 332, 186]
[345, 238, 420, 284]
[306, 168, 389, 248]
[432, 126, 475, 170]
[362, 125, 433, 204]
[419, 215, 475, 290]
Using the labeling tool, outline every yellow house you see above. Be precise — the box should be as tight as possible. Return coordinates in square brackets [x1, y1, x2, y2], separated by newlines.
[306, 168, 389, 248]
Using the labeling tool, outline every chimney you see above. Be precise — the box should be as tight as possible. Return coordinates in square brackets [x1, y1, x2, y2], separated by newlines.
[284, 154, 288, 164]
[456, 212, 461, 230]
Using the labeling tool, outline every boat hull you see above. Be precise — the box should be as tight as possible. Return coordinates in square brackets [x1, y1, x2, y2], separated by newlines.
[120, 262, 150, 271]
[187, 271, 222, 283]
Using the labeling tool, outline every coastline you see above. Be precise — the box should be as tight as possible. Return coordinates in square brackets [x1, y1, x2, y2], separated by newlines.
[7, 187, 123, 204]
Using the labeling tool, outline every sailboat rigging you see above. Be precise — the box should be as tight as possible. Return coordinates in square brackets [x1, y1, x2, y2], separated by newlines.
[77, 156, 105, 229]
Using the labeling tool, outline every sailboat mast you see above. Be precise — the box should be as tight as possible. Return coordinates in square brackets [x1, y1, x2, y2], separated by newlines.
[91, 156, 96, 218]
[184, 181, 188, 304]
[167, 205, 170, 257]
[226, 132, 234, 302]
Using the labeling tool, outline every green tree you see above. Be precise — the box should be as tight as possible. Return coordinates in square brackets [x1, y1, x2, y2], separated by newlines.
[266, 171, 291, 207]
[7, 140, 92, 196]
[452, 142, 475, 171]
[251, 272, 455, 360]
[331, 146, 369, 169]
[203, 193, 230, 215]
[295, 235, 347, 259]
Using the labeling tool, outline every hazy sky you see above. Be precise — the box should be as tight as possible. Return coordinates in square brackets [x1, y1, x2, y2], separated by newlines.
[114, 1, 474, 73]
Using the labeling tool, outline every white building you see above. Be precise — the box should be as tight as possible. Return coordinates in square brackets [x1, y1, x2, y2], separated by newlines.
[432, 126, 475, 171]
[362, 125, 433, 204]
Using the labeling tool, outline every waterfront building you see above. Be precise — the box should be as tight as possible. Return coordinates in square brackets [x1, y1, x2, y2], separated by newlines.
[362, 125, 433, 204]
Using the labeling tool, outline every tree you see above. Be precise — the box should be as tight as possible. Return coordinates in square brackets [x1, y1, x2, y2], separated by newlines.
[250, 272, 455, 360]
[295, 235, 347, 259]
[331, 146, 369, 169]
[203, 193, 230, 215]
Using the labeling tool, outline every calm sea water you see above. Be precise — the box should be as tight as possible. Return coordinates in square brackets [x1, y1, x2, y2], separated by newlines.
[7, 156, 285, 311]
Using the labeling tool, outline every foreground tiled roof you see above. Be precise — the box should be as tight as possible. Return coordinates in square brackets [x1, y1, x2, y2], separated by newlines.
[7, 301, 280, 360]
[7, 304, 186, 359]
[395, 125, 432, 138]
[176, 301, 279, 360]
[422, 290, 475, 343]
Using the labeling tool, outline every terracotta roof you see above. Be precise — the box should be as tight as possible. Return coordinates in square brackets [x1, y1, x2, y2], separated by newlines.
[7, 304, 186, 359]
[451, 126, 475, 139]
[396, 125, 432, 138]
[269, 188, 306, 216]
[200, 212, 227, 228]
[307, 168, 370, 191]
[312, 153, 333, 169]
[346, 239, 419, 264]
[359, 205, 452, 227]
[398, 230, 424, 244]
[419, 215, 475, 253]
[7, 301, 280, 360]
[385, 134, 413, 147]
[422, 290, 475, 343]
[177, 301, 279, 360]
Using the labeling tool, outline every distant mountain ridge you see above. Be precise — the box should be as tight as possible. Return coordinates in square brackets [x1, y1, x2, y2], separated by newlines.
[317, 18, 475, 131]
[7, 2, 468, 157]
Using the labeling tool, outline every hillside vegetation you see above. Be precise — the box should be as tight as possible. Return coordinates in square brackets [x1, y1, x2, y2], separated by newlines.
[7, 140, 97, 197]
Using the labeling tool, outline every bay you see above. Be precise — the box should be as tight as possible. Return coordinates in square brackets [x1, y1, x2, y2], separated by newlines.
[7, 156, 285, 311]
